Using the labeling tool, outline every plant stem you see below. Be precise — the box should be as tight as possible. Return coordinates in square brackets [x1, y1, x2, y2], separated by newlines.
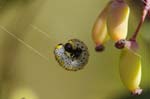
[148, 10, 150, 17]
[130, 9, 148, 41]
[130, 0, 150, 41]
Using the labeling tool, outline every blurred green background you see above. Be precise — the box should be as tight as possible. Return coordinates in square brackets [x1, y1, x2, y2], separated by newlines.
[0, 0, 149, 99]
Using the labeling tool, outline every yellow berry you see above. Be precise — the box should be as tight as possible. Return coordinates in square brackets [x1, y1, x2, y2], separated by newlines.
[119, 47, 142, 95]
[92, 1, 112, 51]
[107, 0, 130, 41]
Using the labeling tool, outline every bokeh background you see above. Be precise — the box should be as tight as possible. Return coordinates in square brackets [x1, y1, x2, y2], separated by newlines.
[0, 0, 149, 99]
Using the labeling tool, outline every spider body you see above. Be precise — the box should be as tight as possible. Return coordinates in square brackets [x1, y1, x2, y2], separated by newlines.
[54, 39, 89, 71]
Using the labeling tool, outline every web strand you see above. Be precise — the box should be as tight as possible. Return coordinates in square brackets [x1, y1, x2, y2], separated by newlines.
[0, 25, 49, 62]
[30, 24, 51, 40]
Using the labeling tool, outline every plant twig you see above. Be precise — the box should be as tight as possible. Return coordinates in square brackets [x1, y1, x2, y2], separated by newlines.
[130, 0, 150, 41]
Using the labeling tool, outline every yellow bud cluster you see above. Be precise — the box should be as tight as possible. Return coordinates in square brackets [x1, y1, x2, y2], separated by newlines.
[92, 0, 143, 95]
[92, 0, 130, 51]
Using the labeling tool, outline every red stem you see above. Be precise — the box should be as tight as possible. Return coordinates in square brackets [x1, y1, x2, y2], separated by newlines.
[130, 5, 149, 41]
[148, 10, 150, 17]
